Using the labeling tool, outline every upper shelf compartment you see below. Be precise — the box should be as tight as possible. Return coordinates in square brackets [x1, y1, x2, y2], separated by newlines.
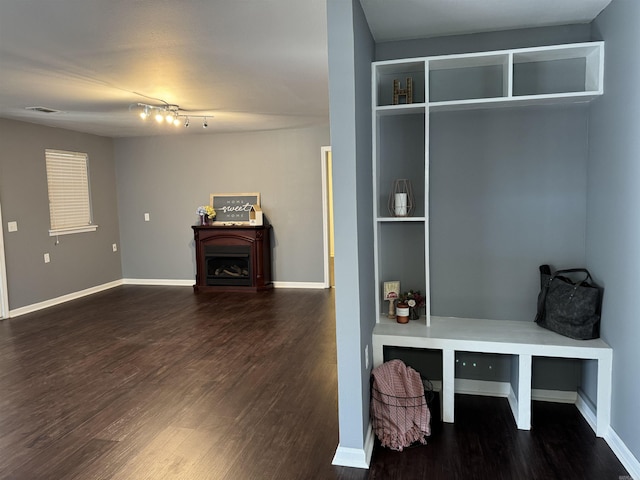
[428, 52, 510, 103]
[374, 60, 426, 108]
[373, 42, 604, 113]
[512, 42, 604, 97]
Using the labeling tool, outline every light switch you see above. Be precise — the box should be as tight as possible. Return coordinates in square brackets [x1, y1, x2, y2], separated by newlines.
[144, 213, 150, 222]
[7, 221, 17, 232]
[44, 253, 50, 263]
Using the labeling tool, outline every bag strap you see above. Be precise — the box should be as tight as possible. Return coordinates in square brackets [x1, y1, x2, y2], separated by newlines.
[535, 268, 552, 323]
[551, 268, 593, 285]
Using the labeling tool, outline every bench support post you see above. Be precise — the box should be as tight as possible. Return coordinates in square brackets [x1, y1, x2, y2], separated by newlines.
[442, 348, 455, 423]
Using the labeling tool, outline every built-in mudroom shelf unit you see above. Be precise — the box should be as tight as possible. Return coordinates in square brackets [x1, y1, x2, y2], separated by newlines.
[372, 41, 604, 327]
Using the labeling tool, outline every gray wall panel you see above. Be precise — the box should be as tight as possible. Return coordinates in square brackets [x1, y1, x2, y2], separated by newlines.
[587, 0, 640, 462]
[114, 126, 329, 283]
[429, 106, 589, 321]
[0, 119, 121, 309]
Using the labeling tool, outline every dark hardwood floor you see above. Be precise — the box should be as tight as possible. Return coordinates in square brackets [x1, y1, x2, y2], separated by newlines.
[0, 286, 629, 479]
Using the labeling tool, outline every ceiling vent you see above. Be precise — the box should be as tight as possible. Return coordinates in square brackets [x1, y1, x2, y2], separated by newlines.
[25, 106, 62, 114]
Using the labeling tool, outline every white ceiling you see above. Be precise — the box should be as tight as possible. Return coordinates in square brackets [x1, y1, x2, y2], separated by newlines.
[0, 0, 612, 138]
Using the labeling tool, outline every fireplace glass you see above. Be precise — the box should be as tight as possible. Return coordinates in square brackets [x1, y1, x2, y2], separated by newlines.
[205, 245, 252, 286]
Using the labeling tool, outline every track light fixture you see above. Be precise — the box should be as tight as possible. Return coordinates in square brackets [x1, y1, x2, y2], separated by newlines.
[131, 102, 212, 129]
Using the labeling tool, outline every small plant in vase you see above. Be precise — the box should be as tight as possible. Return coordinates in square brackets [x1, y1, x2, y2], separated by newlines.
[399, 290, 425, 320]
[197, 205, 217, 225]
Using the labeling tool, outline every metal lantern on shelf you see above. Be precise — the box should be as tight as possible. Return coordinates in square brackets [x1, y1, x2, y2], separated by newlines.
[388, 179, 414, 217]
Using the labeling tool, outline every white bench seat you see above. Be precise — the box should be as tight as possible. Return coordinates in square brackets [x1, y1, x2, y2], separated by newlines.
[372, 315, 612, 436]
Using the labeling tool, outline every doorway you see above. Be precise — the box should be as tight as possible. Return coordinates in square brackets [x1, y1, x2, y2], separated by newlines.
[0, 199, 9, 318]
[321, 146, 335, 288]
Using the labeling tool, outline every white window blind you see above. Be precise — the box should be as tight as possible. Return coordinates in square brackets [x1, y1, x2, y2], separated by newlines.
[45, 149, 97, 235]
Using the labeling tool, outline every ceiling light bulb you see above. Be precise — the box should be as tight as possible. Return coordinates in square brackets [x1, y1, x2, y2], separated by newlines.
[166, 112, 175, 123]
[184, 117, 190, 127]
[173, 117, 180, 126]
[155, 112, 164, 123]
[203, 117, 208, 128]
[140, 106, 149, 120]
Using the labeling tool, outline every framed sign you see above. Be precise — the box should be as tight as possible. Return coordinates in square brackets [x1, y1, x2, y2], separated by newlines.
[210, 192, 260, 224]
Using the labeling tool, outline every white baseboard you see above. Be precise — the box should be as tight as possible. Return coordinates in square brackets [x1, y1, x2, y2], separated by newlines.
[272, 281, 326, 289]
[455, 378, 577, 403]
[122, 279, 326, 289]
[8, 279, 123, 318]
[606, 427, 640, 480]
[577, 391, 640, 479]
[455, 378, 511, 397]
[363, 422, 374, 467]
[122, 278, 194, 286]
[5, 279, 327, 318]
[576, 389, 597, 431]
[332, 423, 374, 469]
[125, 279, 327, 289]
[532, 388, 577, 403]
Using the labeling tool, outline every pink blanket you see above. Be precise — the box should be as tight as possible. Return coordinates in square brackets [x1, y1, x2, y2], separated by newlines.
[371, 360, 431, 451]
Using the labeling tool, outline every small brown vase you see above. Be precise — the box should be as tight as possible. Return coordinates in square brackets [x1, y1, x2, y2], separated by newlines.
[396, 302, 409, 324]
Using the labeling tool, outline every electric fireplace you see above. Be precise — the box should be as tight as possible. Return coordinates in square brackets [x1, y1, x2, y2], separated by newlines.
[192, 225, 272, 292]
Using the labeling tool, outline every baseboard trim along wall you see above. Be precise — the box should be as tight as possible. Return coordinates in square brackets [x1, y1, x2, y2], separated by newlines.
[332, 423, 374, 469]
[122, 278, 194, 286]
[7, 279, 328, 318]
[8, 279, 123, 318]
[272, 281, 326, 289]
[123, 279, 326, 289]
[577, 391, 640, 479]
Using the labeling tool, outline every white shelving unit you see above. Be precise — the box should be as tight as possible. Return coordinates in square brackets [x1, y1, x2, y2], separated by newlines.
[372, 42, 604, 327]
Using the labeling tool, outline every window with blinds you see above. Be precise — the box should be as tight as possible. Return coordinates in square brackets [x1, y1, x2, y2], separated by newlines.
[45, 149, 97, 235]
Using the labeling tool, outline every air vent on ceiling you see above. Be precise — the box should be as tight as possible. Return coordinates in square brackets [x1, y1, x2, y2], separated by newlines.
[25, 106, 62, 114]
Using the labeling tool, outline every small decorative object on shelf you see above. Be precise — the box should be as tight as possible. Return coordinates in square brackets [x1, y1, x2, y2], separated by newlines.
[388, 179, 414, 217]
[196, 205, 217, 225]
[396, 301, 409, 324]
[392, 77, 413, 105]
[400, 290, 425, 320]
[249, 204, 263, 226]
[384, 281, 400, 318]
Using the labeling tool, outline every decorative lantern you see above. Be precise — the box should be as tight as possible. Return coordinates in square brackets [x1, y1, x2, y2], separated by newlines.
[388, 179, 414, 217]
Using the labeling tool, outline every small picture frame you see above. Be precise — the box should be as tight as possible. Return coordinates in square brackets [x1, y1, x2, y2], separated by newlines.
[210, 192, 261, 224]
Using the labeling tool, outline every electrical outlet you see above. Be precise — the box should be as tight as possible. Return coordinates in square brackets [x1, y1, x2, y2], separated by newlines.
[144, 213, 150, 222]
[112, 243, 118, 252]
[8, 221, 17, 232]
[44, 253, 50, 263]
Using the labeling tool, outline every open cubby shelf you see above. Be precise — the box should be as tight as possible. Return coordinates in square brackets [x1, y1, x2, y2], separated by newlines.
[372, 41, 604, 326]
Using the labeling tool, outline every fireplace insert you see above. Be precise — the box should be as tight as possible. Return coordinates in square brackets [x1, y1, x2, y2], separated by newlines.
[205, 245, 252, 286]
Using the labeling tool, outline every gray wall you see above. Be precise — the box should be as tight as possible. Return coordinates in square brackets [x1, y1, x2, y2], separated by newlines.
[327, 0, 375, 452]
[0, 119, 121, 309]
[114, 125, 329, 283]
[588, 0, 640, 462]
[430, 106, 589, 321]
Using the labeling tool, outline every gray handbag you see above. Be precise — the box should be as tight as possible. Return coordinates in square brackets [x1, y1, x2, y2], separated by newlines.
[535, 265, 602, 340]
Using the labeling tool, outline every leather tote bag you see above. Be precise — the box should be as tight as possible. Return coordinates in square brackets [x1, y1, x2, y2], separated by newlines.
[535, 265, 603, 340]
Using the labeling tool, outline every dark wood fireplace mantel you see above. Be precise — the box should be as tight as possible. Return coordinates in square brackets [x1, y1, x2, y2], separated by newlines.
[192, 224, 273, 293]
